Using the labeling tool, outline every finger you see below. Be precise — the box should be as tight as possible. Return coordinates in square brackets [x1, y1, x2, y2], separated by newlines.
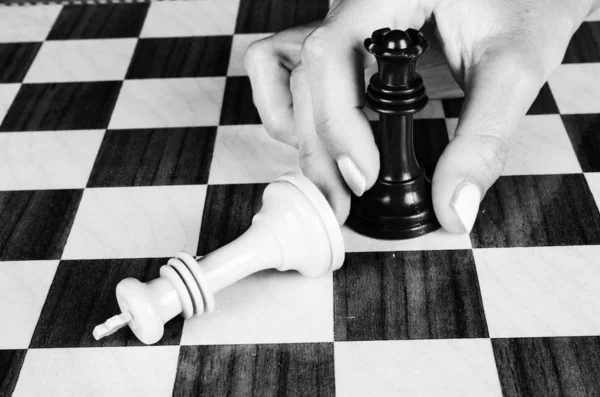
[244, 24, 319, 147]
[290, 65, 350, 224]
[432, 50, 545, 233]
[244, 36, 296, 146]
[300, 0, 427, 197]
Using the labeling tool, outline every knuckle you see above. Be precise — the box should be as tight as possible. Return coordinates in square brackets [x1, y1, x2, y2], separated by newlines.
[298, 141, 321, 171]
[244, 38, 271, 72]
[262, 117, 287, 141]
[313, 115, 339, 142]
[300, 29, 330, 65]
[261, 115, 297, 147]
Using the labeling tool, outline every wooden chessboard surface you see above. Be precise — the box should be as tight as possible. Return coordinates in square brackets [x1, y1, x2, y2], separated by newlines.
[1, 1, 600, 396]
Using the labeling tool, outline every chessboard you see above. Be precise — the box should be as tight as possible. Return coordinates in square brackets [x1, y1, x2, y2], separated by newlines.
[1, 1, 600, 396]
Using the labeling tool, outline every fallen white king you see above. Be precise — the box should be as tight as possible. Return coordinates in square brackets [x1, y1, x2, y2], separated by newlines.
[93, 172, 345, 345]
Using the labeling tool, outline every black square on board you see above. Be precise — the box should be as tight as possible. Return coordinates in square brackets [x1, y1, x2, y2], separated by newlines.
[29, 258, 184, 348]
[0, 190, 82, 261]
[562, 113, 600, 172]
[0, 82, 122, 132]
[197, 183, 266, 255]
[0, 43, 41, 83]
[47, 4, 149, 40]
[414, 119, 449, 178]
[492, 337, 600, 397]
[235, 0, 329, 33]
[563, 22, 600, 63]
[442, 97, 464, 118]
[126, 37, 233, 79]
[173, 343, 335, 397]
[87, 127, 217, 188]
[220, 76, 262, 125]
[334, 250, 489, 341]
[0, 350, 27, 397]
[526, 83, 559, 115]
[471, 174, 600, 248]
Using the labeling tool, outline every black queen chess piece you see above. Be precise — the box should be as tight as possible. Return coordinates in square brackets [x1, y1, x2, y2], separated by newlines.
[347, 28, 440, 239]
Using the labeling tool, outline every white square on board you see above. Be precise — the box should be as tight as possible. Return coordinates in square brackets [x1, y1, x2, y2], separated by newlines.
[341, 224, 472, 252]
[0, 130, 104, 191]
[548, 64, 600, 114]
[334, 339, 502, 397]
[209, 125, 300, 184]
[13, 346, 179, 397]
[445, 117, 458, 140]
[0, 5, 62, 43]
[108, 78, 225, 129]
[0, 261, 58, 349]
[474, 246, 600, 338]
[24, 39, 137, 83]
[62, 186, 206, 259]
[0, 84, 20, 127]
[227, 33, 272, 76]
[141, 0, 239, 38]
[586, 173, 600, 208]
[181, 270, 334, 345]
[502, 115, 582, 175]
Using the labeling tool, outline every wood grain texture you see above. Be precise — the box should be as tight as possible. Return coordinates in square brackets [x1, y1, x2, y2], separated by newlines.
[334, 250, 489, 341]
[471, 174, 600, 248]
[0, 190, 82, 261]
[87, 127, 217, 187]
[492, 337, 600, 397]
[173, 343, 335, 397]
[0, 350, 27, 397]
[235, 0, 329, 33]
[47, 4, 149, 40]
[0, 43, 41, 83]
[416, 22, 464, 99]
[220, 77, 262, 125]
[562, 114, 600, 172]
[197, 183, 266, 255]
[0, 82, 122, 132]
[563, 22, 600, 64]
[126, 37, 233, 79]
[29, 258, 184, 348]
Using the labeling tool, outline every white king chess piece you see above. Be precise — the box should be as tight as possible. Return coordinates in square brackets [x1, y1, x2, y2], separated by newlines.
[93, 172, 345, 345]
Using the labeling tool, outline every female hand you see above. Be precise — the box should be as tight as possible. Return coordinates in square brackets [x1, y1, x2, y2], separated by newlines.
[244, 0, 597, 232]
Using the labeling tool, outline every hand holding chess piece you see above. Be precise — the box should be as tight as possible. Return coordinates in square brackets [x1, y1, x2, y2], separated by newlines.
[244, 0, 597, 234]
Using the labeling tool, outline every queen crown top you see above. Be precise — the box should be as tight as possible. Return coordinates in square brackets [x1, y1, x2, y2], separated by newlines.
[365, 28, 429, 59]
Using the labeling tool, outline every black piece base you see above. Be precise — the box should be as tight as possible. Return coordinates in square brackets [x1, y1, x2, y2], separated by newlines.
[346, 174, 440, 240]
[346, 211, 440, 240]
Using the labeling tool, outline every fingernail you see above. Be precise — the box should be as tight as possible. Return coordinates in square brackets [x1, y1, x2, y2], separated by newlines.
[451, 182, 482, 233]
[337, 155, 366, 197]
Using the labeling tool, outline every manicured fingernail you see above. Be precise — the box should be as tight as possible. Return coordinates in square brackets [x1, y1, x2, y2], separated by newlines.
[451, 182, 481, 233]
[337, 155, 366, 197]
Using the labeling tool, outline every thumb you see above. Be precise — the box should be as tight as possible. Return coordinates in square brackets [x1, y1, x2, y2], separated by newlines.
[432, 51, 544, 233]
